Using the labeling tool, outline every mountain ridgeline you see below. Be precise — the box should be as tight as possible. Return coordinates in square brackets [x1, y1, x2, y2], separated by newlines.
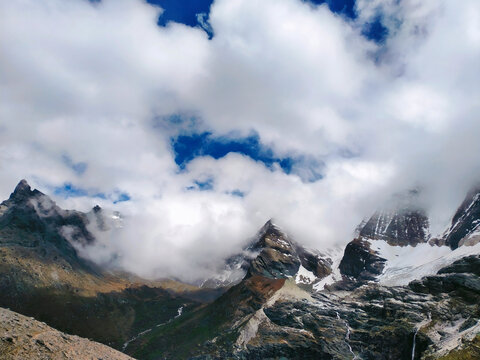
[1, 180, 480, 359]
[0, 180, 215, 352]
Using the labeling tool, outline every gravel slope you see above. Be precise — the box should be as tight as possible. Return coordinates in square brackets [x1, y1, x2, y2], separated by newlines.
[0, 307, 134, 360]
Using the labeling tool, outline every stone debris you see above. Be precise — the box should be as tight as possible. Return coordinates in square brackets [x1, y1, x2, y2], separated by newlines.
[0, 307, 134, 360]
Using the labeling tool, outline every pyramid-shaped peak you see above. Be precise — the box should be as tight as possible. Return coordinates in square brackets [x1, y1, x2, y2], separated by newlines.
[261, 219, 275, 230]
[14, 179, 31, 193]
[259, 219, 283, 233]
[10, 179, 33, 199]
[9, 179, 42, 203]
[251, 219, 292, 250]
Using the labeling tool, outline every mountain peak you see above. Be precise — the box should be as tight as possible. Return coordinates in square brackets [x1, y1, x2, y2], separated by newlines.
[259, 218, 276, 232]
[255, 219, 285, 241]
[9, 179, 37, 203]
[14, 179, 31, 194]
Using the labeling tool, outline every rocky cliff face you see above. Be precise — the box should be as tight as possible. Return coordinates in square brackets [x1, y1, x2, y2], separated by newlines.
[443, 186, 480, 249]
[335, 187, 480, 289]
[203, 220, 333, 289]
[0, 180, 96, 267]
[336, 206, 429, 289]
[336, 238, 387, 289]
[359, 208, 430, 246]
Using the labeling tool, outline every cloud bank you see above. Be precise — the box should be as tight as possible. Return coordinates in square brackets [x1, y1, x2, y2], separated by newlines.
[0, 0, 479, 281]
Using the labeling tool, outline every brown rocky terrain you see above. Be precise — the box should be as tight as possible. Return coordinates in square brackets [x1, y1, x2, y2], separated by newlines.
[0, 307, 133, 360]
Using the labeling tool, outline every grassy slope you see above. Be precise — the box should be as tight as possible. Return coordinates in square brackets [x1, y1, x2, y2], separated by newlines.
[131, 275, 285, 359]
[0, 242, 204, 350]
[437, 335, 480, 360]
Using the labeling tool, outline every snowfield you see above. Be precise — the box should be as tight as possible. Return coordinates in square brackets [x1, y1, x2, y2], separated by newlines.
[372, 240, 480, 286]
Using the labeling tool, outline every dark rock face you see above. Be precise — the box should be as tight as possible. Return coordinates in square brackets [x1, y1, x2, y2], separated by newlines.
[359, 208, 430, 246]
[338, 238, 386, 281]
[0, 180, 97, 267]
[411, 255, 480, 298]
[334, 201, 431, 289]
[247, 222, 301, 279]
[437, 255, 480, 276]
[444, 187, 480, 249]
[248, 221, 333, 281]
[256, 291, 432, 360]
[297, 246, 332, 279]
[204, 220, 332, 287]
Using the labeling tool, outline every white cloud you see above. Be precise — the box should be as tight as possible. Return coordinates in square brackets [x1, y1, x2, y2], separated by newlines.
[0, 0, 479, 281]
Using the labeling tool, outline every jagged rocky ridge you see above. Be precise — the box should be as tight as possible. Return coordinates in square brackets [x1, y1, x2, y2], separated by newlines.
[2, 180, 480, 359]
[201, 220, 334, 289]
[127, 226, 480, 359]
[0, 180, 214, 351]
[335, 187, 480, 290]
[0, 180, 96, 266]
[359, 207, 430, 246]
[443, 186, 480, 249]
[126, 187, 480, 359]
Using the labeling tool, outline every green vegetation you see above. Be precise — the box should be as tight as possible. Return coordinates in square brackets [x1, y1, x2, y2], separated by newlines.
[438, 334, 480, 360]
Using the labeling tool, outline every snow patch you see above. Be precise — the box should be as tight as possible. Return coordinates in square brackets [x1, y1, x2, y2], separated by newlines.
[295, 265, 316, 285]
[313, 247, 344, 292]
[374, 240, 480, 286]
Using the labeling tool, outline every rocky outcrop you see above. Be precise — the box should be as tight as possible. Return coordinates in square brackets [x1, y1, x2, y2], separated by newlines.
[0, 180, 96, 267]
[444, 186, 480, 249]
[437, 255, 480, 276]
[0, 307, 134, 360]
[246, 221, 302, 279]
[204, 220, 333, 288]
[335, 238, 386, 289]
[410, 255, 480, 296]
[334, 194, 432, 289]
[359, 208, 430, 246]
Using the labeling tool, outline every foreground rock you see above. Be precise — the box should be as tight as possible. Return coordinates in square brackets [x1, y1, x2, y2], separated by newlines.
[0, 307, 134, 360]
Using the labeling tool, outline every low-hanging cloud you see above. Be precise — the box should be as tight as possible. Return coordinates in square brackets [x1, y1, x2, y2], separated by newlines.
[0, 0, 479, 282]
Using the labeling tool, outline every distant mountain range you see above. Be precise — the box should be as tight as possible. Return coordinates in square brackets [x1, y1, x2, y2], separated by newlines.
[1, 180, 480, 359]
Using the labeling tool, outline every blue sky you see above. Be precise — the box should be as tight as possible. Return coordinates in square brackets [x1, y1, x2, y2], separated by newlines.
[148, 0, 213, 27]
[151, 0, 387, 41]
[173, 132, 292, 172]
[154, 0, 385, 187]
[53, 182, 131, 203]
